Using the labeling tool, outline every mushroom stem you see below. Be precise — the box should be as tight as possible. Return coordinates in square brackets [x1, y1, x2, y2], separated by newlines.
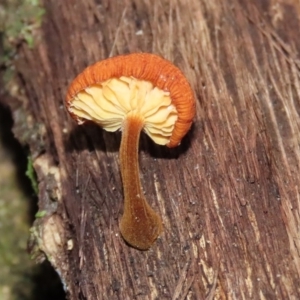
[119, 113, 163, 250]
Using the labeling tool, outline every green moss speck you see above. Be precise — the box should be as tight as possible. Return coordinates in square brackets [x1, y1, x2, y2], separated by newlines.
[25, 156, 38, 195]
[35, 210, 47, 218]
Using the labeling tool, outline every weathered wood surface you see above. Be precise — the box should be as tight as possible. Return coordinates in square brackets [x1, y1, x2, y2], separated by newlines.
[5, 0, 300, 299]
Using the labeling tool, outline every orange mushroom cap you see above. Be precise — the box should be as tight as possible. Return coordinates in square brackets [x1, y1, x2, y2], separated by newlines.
[66, 53, 195, 147]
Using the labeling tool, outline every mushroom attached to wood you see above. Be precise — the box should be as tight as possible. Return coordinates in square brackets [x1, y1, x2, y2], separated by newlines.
[66, 53, 195, 250]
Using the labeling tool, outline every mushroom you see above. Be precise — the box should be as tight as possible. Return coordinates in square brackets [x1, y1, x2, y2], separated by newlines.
[66, 53, 195, 250]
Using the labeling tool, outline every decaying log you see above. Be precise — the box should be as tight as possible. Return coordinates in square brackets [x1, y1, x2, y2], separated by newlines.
[3, 0, 300, 299]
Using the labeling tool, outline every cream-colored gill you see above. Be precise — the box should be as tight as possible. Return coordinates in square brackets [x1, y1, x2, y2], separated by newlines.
[68, 76, 178, 145]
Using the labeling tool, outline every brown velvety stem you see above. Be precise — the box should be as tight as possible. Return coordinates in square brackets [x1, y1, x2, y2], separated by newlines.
[119, 113, 163, 250]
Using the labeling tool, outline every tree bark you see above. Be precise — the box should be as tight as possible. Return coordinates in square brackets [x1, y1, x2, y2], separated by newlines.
[3, 0, 300, 299]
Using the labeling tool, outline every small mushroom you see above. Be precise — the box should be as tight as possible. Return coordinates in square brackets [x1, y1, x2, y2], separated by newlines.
[66, 53, 195, 250]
